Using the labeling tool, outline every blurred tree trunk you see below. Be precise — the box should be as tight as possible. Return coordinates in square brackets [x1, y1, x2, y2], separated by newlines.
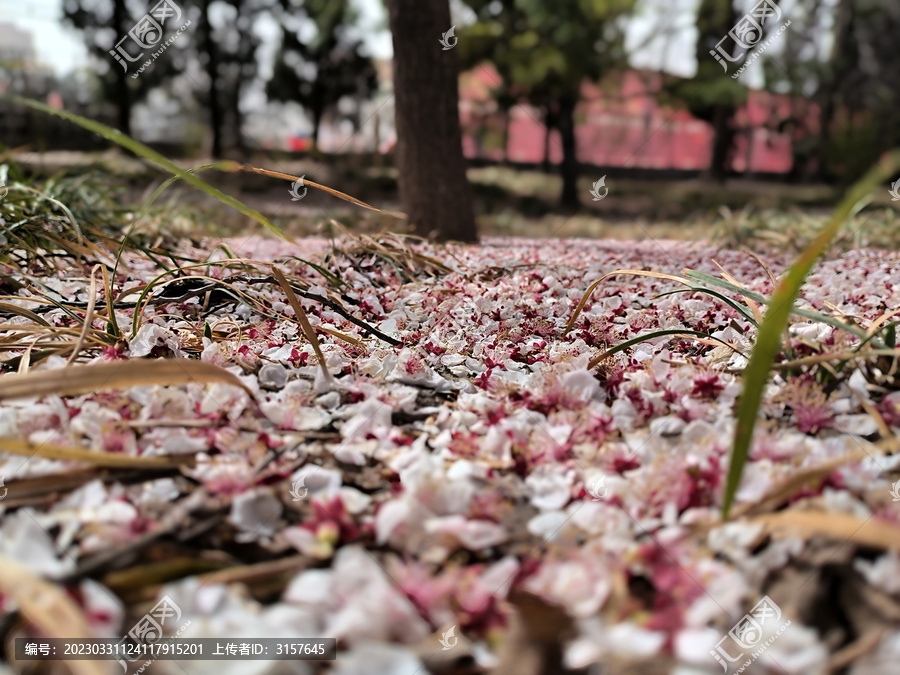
[816, 0, 853, 181]
[557, 94, 579, 207]
[707, 0, 739, 183]
[386, 0, 477, 242]
[709, 104, 736, 181]
[542, 105, 556, 174]
[112, 0, 131, 136]
[312, 105, 322, 149]
[201, 0, 223, 158]
[501, 110, 511, 165]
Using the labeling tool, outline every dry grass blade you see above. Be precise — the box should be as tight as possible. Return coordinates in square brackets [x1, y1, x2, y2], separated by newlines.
[729, 448, 874, 518]
[713, 260, 763, 323]
[828, 631, 887, 672]
[244, 165, 384, 213]
[586, 329, 738, 370]
[102, 559, 230, 592]
[0, 302, 51, 326]
[67, 264, 100, 365]
[6, 96, 284, 240]
[771, 348, 900, 370]
[0, 556, 111, 675]
[198, 554, 310, 585]
[565, 269, 688, 334]
[866, 308, 900, 338]
[740, 246, 780, 289]
[750, 511, 900, 551]
[272, 266, 331, 381]
[0, 438, 194, 468]
[0, 359, 254, 402]
[318, 326, 364, 346]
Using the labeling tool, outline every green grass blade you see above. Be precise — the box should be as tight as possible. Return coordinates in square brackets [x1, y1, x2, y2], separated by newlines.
[3, 96, 285, 240]
[588, 329, 744, 369]
[722, 150, 900, 519]
[654, 288, 758, 326]
[684, 269, 871, 342]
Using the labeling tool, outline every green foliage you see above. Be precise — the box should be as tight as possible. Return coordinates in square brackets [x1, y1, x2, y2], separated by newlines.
[0, 163, 123, 270]
[662, 0, 746, 123]
[459, 0, 635, 105]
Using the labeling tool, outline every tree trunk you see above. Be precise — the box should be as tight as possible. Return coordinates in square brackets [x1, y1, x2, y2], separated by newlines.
[312, 108, 322, 150]
[112, 0, 131, 136]
[542, 105, 555, 174]
[558, 95, 579, 208]
[201, 0, 223, 158]
[816, 0, 853, 181]
[709, 104, 735, 182]
[386, 0, 477, 242]
[501, 109, 510, 165]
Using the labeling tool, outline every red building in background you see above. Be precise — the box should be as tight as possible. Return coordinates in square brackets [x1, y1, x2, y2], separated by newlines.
[459, 66, 805, 175]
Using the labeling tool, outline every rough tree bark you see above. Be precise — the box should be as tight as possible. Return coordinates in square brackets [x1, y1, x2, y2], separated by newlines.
[386, 0, 477, 242]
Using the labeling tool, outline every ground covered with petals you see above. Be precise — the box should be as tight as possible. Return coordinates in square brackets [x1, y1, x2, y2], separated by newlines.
[2, 235, 900, 674]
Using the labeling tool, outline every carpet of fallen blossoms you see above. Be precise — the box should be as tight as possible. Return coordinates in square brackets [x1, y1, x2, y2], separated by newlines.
[3, 235, 900, 675]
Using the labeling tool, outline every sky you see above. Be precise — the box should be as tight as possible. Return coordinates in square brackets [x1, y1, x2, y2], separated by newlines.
[2, 0, 702, 77]
[0, 0, 821, 90]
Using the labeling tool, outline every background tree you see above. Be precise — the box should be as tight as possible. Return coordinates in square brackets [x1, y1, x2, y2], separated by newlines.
[459, 0, 635, 208]
[194, 0, 269, 157]
[664, 0, 745, 182]
[62, 0, 185, 136]
[760, 0, 900, 184]
[812, 0, 900, 183]
[385, 0, 477, 242]
[267, 0, 376, 150]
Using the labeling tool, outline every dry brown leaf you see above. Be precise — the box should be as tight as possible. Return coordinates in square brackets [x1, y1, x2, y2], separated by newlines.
[0, 359, 254, 402]
[751, 511, 900, 551]
[0, 556, 112, 675]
